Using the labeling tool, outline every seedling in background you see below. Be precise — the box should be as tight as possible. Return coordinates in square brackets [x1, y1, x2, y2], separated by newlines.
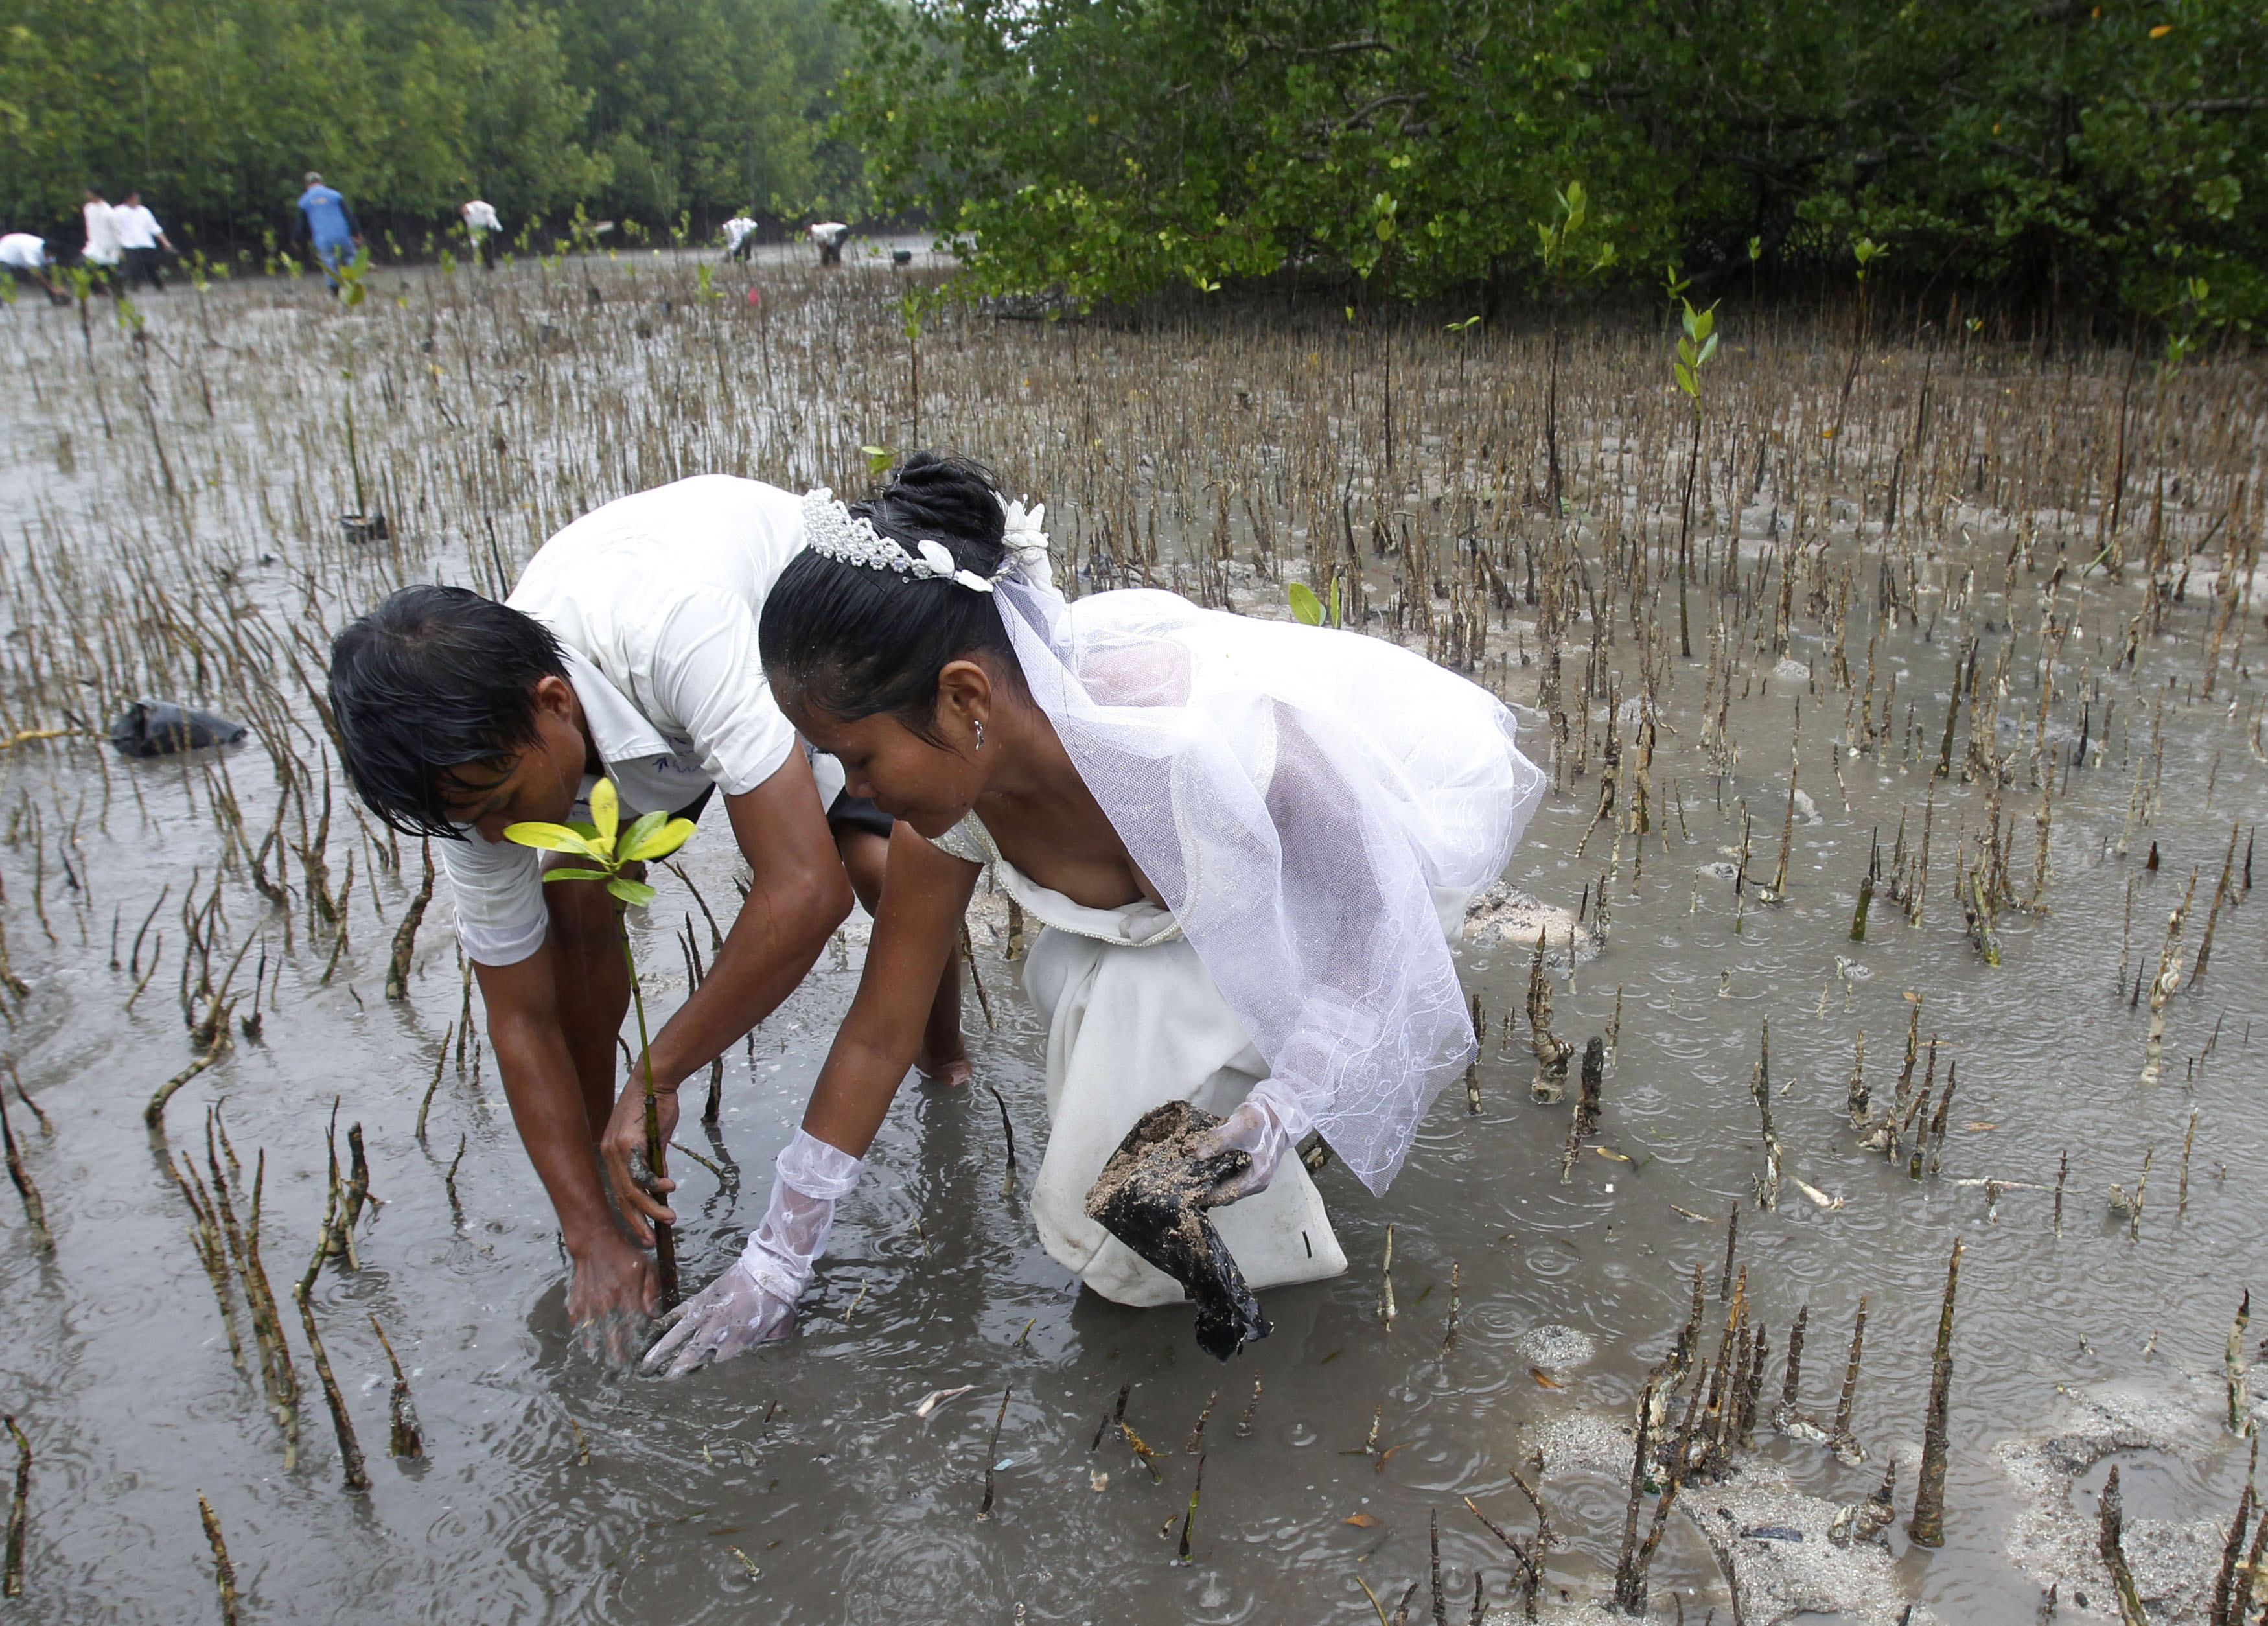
[505, 778, 696, 1301]
[1830, 237, 1887, 442]
[1671, 297, 1720, 658]
[1288, 576, 1341, 627]
[1532, 180, 1617, 515]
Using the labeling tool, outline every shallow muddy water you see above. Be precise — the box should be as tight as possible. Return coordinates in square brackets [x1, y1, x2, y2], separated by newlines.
[0, 253, 2262, 1623]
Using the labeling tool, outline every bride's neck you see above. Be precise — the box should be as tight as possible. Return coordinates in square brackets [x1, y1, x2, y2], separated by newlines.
[978, 701, 1102, 828]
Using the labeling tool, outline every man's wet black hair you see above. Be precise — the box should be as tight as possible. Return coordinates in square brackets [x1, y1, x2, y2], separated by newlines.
[760, 452, 1026, 739]
[327, 584, 568, 839]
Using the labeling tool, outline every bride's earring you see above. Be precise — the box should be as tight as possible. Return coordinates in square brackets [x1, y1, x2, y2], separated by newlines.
[973, 719, 986, 752]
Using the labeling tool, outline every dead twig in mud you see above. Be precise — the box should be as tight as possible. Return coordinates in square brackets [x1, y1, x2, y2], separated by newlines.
[958, 920, 996, 1030]
[1524, 940, 1572, 1102]
[982, 1081, 1016, 1198]
[166, 1152, 244, 1368]
[2210, 1438, 2258, 1626]
[145, 1022, 231, 1133]
[1908, 1237, 1962, 1547]
[669, 1140, 727, 1182]
[1464, 1494, 1542, 1620]
[2228, 1291, 2252, 1438]
[383, 838, 433, 1000]
[0, 1087, 52, 1252]
[369, 1314, 422, 1459]
[2, 1062, 49, 1137]
[1236, 1373, 1262, 1439]
[3, 1415, 27, 1598]
[1828, 1297, 1868, 1465]
[416, 1025, 452, 1143]
[977, 1382, 1011, 1518]
[294, 1165, 369, 1491]
[1175, 1454, 1205, 1564]
[2096, 1467, 2148, 1626]
[198, 1492, 239, 1626]
[1185, 1390, 1216, 1455]
[444, 1134, 467, 1231]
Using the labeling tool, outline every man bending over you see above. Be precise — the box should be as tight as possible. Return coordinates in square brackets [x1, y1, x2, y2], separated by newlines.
[327, 476, 966, 1336]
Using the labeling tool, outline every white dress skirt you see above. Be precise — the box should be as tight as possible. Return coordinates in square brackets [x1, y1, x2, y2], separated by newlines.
[936, 816, 1349, 1307]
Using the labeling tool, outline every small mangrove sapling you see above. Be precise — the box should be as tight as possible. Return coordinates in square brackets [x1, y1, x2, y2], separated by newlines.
[505, 776, 697, 1301]
[1670, 297, 1720, 660]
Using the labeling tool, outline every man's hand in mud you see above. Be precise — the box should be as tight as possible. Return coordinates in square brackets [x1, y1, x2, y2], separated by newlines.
[600, 1075, 679, 1245]
[566, 1230, 660, 1364]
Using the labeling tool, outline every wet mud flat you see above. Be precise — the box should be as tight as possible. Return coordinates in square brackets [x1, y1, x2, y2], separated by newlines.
[0, 254, 2263, 1622]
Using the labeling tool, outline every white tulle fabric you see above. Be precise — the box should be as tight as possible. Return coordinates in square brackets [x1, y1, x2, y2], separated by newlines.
[991, 580, 1544, 1194]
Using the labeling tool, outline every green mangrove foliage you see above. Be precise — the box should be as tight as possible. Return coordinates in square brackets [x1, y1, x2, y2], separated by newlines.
[836, 0, 2268, 323]
[0, 0, 857, 237]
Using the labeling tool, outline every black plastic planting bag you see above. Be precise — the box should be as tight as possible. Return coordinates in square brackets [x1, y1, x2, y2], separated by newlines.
[108, 699, 248, 758]
[1085, 1100, 1271, 1362]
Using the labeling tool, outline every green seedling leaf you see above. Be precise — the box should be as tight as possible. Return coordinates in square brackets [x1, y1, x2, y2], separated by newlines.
[588, 778, 621, 846]
[616, 810, 669, 863]
[1328, 575, 1342, 627]
[1698, 332, 1718, 366]
[607, 877, 658, 909]
[622, 817, 697, 864]
[1288, 581, 1323, 625]
[503, 821, 605, 857]
[541, 866, 614, 884]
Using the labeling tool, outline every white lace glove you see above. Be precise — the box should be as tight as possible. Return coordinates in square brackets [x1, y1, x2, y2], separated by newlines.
[642, 1129, 862, 1378]
[1193, 1086, 1312, 1204]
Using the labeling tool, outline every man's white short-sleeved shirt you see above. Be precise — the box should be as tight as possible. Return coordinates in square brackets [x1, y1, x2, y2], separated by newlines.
[115, 205, 163, 250]
[439, 475, 806, 966]
[0, 235, 43, 270]
[82, 202, 122, 264]
[463, 200, 500, 234]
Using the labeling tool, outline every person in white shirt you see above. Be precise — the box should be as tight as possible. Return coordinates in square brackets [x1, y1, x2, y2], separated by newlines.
[721, 213, 758, 262]
[115, 190, 174, 292]
[808, 220, 849, 266]
[459, 199, 501, 270]
[80, 187, 123, 288]
[0, 233, 68, 304]
[327, 476, 968, 1346]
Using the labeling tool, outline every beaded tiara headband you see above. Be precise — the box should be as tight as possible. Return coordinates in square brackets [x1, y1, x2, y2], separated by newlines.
[800, 487, 1015, 594]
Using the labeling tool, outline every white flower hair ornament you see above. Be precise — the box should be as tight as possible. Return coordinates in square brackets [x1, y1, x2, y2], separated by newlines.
[800, 487, 1052, 595]
[997, 496, 1055, 592]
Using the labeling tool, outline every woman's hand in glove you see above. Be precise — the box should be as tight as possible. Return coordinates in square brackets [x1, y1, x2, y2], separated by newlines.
[642, 1128, 864, 1378]
[1194, 1089, 1310, 1204]
[642, 1257, 797, 1376]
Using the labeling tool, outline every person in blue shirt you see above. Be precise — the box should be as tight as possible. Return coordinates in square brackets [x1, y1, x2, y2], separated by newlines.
[294, 172, 364, 289]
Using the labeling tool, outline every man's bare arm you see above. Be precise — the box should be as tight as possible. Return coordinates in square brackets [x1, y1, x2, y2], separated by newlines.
[475, 946, 658, 1319]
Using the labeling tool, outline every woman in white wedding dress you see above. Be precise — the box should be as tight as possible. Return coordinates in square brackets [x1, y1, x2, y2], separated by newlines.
[647, 454, 1545, 1375]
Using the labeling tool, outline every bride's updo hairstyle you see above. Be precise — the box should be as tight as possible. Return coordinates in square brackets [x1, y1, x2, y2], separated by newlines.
[760, 453, 1027, 741]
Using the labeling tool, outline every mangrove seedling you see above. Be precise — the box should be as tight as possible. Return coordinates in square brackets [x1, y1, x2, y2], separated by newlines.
[1288, 576, 1342, 628]
[505, 776, 696, 1301]
[1532, 180, 1616, 515]
[1670, 297, 1720, 658]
